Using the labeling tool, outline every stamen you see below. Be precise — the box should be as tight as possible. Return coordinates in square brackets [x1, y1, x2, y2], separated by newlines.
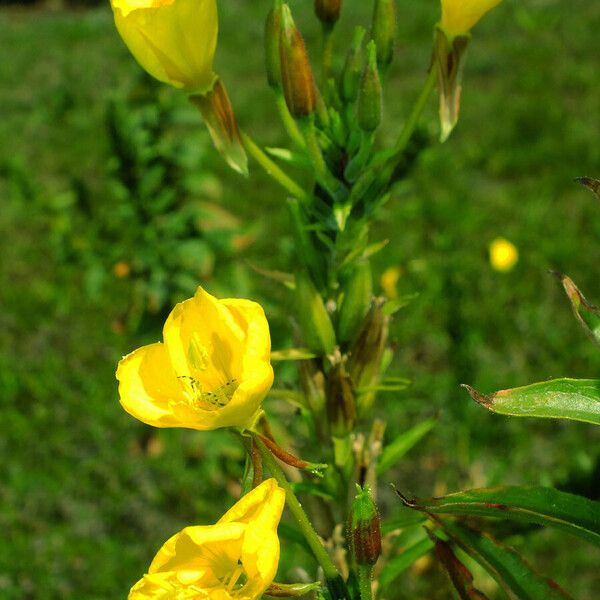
[178, 376, 239, 411]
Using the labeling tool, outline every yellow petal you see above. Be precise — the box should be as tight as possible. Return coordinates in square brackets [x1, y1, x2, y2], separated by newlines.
[111, 0, 218, 93]
[218, 479, 283, 525]
[116, 343, 184, 428]
[440, 0, 502, 36]
[149, 523, 245, 575]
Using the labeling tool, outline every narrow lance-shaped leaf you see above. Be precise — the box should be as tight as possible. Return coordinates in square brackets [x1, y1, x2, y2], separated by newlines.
[428, 530, 490, 600]
[559, 274, 600, 347]
[463, 379, 600, 425]
[438, 519, 572, 600]
[397, 486, 600, 546]
[377, 418, 437, 475]
[379, 531, 434, 590]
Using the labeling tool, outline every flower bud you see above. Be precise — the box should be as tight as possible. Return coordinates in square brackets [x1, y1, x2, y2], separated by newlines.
[294, 271, 336, 355]
[347, 485, 381, 566]
[440, 0, 503, 37]
[348, 300, 389, 415]
[357, 42, 382, 133]
[265, 4, 283, 89]
[337, 261, 373, 344]
[326, 362, 356, 437]
[315, 0, 343, 27]
[371, 0, 397, 68]
[340, 27, 366, 103]
[190, 79, 248, 175]
[279, 4, 318, 117]
[434, 27, 470, 141]
[110, 0, 218, 94]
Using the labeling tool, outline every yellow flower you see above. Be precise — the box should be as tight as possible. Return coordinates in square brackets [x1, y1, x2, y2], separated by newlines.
[110, 0, 218, 94]
[380, 266, 402, 300]
[117, 287, 274, 430]
[440, 0, 503, 37]
[128, 478, 286, 600]
[489, 237, 518, 272]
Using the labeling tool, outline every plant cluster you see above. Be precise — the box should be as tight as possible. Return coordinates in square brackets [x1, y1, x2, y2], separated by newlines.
[106, 0, 600, 598]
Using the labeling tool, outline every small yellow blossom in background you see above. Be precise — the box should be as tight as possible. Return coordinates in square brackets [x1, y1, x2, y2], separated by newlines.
[489, 237, 518, 272]
[113, 260, 131, 279]
[380, 266, 402, 299]
[117, 287, 274, 430]
[128, 478, 285, 599]
[440, 0, 503, 37]
[110, 0, 218, 94]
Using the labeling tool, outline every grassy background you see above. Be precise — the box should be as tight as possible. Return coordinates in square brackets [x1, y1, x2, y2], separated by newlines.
[1, 0, 600, 597]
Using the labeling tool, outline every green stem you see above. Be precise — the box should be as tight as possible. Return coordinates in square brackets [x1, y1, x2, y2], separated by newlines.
[321, 24, 334, 85]
[275, 92, 306, 150]
[240, 131, 309, 202]
[254, 436, 349, 599]
[387, 66, 437, 164]
[358, 566, 374, 600]
[300, 119, 340, 197]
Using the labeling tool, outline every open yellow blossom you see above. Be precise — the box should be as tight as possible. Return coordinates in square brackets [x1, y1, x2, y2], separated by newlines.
[489, 237, 518, 272]
[110, 0, 218, 94]
[117, 287, 274, 430]
[440, 0, 503, 37]
[129, 478, 286, 600]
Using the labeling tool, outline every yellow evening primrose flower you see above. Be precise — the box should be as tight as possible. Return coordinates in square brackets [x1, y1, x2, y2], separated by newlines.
[117, 287, 274, 431]
[440, 0, 503, 37]
[110, 0, 218, 94]
[489, 237, 519, 272]
[129, 478, 286, 600]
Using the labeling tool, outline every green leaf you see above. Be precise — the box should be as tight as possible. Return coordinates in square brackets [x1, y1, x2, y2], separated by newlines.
[438, 520, 572, 599]
[382, 293, 419, 316]
[377, 418, 437, 475]
[270, 348, 318, 361]
[559, 274, 600, 346]
[379, 537, 434, 590]
[463, 379, 600, 425]
[398, 485, 600, 546]
[381, 505, 427, 534]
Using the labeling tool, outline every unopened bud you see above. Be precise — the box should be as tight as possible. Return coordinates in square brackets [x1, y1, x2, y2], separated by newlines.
[280, 5, 317, 117]
[371, 0, 397, 68]
[348, 300, 388, 386]
[341, 27, 365, 102]
[315, 0, 342, 27]
[326, 362, 356, 437]
[434, 27, 470, 141]
[265, 4, 283, 89]
[337, 261, 373, 343]
[358, 41, 382, 133]
[190, 79, 248, 176]
[294, 271, 336, 355]
[347, 485, 382, 565]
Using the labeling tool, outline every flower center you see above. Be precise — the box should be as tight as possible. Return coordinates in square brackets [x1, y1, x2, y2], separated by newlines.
[179, 376, 239, 411]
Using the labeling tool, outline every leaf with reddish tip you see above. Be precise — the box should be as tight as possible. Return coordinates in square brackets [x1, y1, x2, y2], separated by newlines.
[438, 519, 573, 599]
[559, 274, 600, 346]
[575, 176, 600, 200]
[429, 531, 490, 600]
[463, 379, 600, 425]
[397, 486, 600, 546]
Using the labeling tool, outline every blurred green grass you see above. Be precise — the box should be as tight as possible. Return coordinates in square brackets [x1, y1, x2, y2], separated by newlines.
[1, 0, 600, 598]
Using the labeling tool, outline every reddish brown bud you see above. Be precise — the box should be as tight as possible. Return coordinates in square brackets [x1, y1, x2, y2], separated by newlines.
[279, 5, 317, 117]
[315, 0, 343, 26]
[326, 362, 356, 437]
[347, 485, 382, 565]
